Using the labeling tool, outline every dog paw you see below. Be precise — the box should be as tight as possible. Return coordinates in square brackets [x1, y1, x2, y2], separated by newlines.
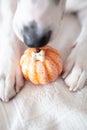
[0, 47, 24, 102]
[62, 43, 87, 91]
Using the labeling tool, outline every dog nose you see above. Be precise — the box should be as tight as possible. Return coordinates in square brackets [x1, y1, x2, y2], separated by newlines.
[22, 22, 52, 48]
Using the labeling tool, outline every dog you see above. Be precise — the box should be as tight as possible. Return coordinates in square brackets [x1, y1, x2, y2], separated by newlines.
[0, 0, 87, 102]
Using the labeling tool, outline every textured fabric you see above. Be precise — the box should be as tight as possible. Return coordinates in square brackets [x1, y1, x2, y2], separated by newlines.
[0, 14, 87, 130]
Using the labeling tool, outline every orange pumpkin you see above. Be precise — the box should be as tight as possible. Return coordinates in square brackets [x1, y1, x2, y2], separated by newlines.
[20, 45, 62, 85]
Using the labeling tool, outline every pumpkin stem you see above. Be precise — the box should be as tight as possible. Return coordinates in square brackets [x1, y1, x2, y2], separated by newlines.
[36, 48, 41, 53]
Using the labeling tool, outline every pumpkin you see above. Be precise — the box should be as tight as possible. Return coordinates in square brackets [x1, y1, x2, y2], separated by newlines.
[20, 45, 62, 85]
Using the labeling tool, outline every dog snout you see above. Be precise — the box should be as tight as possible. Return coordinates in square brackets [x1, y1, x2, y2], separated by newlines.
[22, 21, 52, 48]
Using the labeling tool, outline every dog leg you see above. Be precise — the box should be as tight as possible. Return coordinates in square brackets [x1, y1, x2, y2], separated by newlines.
[62, 8, 87, 91]
[0, 1, 25, 102]
[0, 32, 25, 102]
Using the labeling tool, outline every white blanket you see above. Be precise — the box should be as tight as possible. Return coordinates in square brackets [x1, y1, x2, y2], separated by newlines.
[0, 14, 87, 130]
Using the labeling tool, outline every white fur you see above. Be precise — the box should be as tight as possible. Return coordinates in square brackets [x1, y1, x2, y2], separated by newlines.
[0, 0, 25, 101]
[0, 0, 87, 101]
[63, 1, 87, 91]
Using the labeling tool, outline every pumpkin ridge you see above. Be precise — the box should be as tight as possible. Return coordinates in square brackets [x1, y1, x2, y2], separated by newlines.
[47, 55, 62, 75]
[42, 46, 61, 58]
[44, 57, 59, 82]
[25, 60, 31, 80]
[34, 61, 40, 84]
[36, 61, 50, 84]
[20, 57, 29, 80]
[43, 61, 51, 81]
[47, 51, 62, 74]
[48, 50, 61, 59]
[25, 69, 29, 80]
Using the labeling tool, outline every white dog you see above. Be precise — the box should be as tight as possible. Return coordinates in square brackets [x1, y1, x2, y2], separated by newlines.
[0, 0, 87, 102]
